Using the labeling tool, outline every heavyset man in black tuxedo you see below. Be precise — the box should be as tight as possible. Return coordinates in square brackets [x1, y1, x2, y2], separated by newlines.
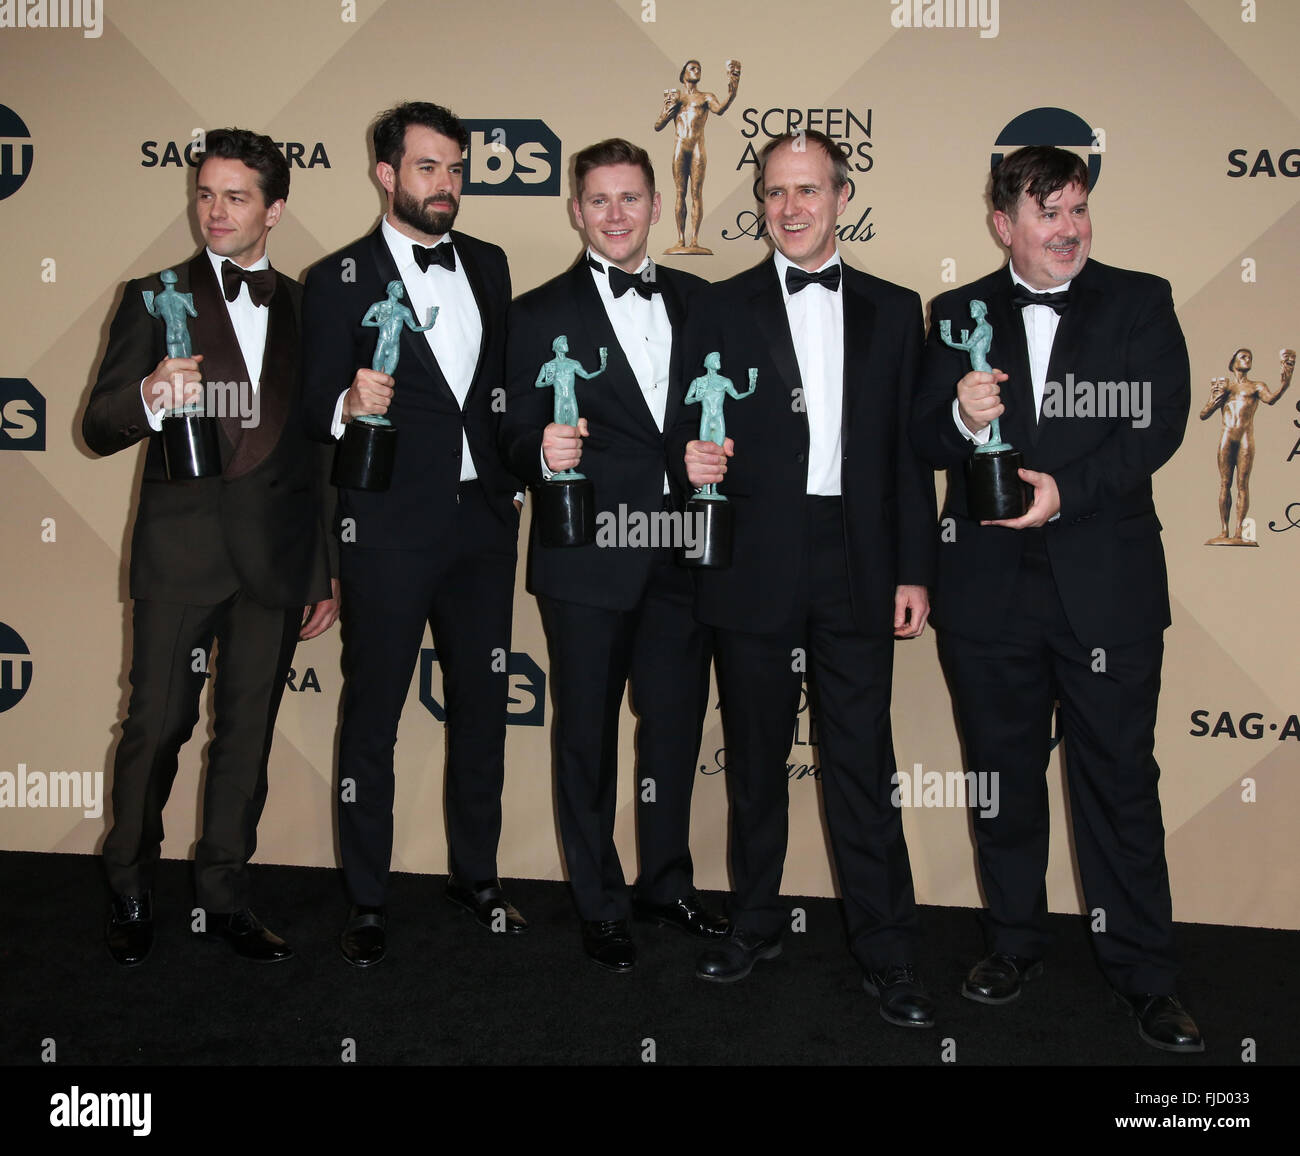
[677, 131, 938, 1027]
[84, 129, 338, 966]
[501, 139, 726, 972]
[911, 146, 1203, 1052]
[302, 102, 525, 966]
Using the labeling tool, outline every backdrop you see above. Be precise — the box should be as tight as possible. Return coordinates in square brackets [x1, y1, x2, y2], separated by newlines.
[1, 0, 1296, 930]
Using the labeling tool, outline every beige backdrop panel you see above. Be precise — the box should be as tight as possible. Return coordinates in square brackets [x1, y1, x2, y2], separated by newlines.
[1, 0, 1295, 930]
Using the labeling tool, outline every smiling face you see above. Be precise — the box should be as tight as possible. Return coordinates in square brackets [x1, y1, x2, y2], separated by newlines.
[196, 156, 282, 268]
[994, 181, 1092, 290]
[380, 124, 463, 243]
[762, 139, 849, 272]
[574, 162, 661, 273]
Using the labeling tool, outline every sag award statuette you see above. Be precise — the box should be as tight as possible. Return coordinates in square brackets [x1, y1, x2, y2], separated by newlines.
[143, 269, 220, 480]
[679, 352, 756, 569]
[333, 280, 436, 492]
[535, 336, 606, 547]
[941, 299, 1029, 521]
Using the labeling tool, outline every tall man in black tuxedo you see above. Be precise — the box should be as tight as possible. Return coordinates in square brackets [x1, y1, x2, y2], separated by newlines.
[911, 146, 1202, 1052]
[677, 132, 937, 1027]
[501, 139, 726, 972]
[84, 129, 338, 966]
[302, 102, 524, 966]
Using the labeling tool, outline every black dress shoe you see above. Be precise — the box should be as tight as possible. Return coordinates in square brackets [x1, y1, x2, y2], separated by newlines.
[106, 892, 153, 967]
[446, 876, 527, 933]
[340, 905, 387, 967]
[696, 928, 782, 983]
[1114, 991, 1205, 1053]
[864, 964, 936, 1028]
[632, 893, 729, 939]
[201, 908, 294, 963]
[962, 952, 1043, 1004]
[582, 919, 636, 972]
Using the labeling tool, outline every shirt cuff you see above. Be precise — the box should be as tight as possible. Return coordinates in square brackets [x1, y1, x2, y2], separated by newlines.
[140, 378, 165, 432]
[952, 398, 991, 445]
[330, 390, 348, 440]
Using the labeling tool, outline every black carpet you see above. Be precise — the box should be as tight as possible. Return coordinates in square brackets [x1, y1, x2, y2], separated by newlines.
[0, 850, 1288, 1135]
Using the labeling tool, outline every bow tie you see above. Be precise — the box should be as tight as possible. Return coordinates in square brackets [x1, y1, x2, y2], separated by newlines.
[221, 260, 276, 307]
[590, 257, 660, 299]
[785, 264, 841, 294]
[413, 242, 456, 273]
[1011, 287, 1070, 314]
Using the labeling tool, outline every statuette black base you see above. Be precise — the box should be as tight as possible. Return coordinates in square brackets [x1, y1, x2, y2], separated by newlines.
[161, 413, 221, 480]
[334, 420, 397, 492]
[537, 478, 595, 548]
[678, 497, 733, 569]
[967, 447, 1028, 521]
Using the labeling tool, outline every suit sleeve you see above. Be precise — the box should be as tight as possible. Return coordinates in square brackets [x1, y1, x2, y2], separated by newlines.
[1051, 278, 1190, 519]
[911, 290, 979, 471]
[83, 280, 161, 457]
[500, 293, 556, 486]
[300, 257, 358, 444]
[894, 290, 938, 586]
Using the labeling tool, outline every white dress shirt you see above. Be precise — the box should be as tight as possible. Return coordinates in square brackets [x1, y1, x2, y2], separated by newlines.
[142, 248, 270, 430]
[774, 248, 845, 496]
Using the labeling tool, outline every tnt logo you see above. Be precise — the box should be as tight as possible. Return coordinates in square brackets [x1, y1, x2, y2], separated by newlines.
[0, 105, 34, 200]
[991, 107, 1101, 190]
[418, 649, 545, 726]
[0, 379, 45, 450]
[463, 120, 560, 197]
[0, 622, 33, 713]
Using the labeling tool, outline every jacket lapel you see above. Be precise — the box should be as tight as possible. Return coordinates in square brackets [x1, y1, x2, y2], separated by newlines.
[451, 229, 491, 403]
[984, 270, 1038, 448]
[367, 228, 456, 403]
[185, 252, 246, 463]
[840, 264, 876, 456]
[568, 260, 660, 432]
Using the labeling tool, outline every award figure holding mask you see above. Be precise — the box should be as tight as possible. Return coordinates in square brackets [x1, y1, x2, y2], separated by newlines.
[679, 352, 756, 567]
[143, 269, 220, 479]
[940, 299, 1027, 521]
[333, 279, 436, 492]
[534, 336, 606, 546]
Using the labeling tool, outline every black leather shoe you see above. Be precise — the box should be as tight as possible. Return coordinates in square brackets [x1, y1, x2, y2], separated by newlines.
[202, 908, 294, 962]
[106, 892, 153, 967]
[696, 928, 782, 982]
[1114, 991, 1205, 1053]
[446, 876, 527, 933]
[632, 893, 729, 939]
[962, 952, 1043, 1004]
[582, 919, 636, 972]
[340, 905, 386, 967]
[864, 964, 936, 1028]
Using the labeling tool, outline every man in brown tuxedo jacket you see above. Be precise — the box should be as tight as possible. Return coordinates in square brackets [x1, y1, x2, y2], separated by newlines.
[82, 129, 337, 967]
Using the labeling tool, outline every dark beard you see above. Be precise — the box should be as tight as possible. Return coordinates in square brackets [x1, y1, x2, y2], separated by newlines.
[393, 185, 458, 237]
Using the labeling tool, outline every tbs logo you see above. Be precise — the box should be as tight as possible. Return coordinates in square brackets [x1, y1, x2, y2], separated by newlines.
[0, 105, 34, 200]
[991, 107, 1101, 190]
[0, 379, 45, 450]
[419, 649, 546, 727]
[463, 120, 560, 196]
[0, 622, 33, 713]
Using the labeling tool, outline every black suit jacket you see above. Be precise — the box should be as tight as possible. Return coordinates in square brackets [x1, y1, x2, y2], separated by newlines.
[301, 226, 518, 548]
[82, 252, 332, 607]
[910, 259, 1190, 646]
[501, 259, 706, 611]
[669, 256, 937, 635]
